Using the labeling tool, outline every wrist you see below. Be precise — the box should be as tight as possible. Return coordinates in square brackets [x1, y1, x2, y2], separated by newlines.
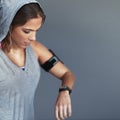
[59, 86, 72, 94]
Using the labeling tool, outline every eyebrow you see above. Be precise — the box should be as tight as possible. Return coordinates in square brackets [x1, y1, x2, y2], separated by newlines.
[23, 28, 40, 31]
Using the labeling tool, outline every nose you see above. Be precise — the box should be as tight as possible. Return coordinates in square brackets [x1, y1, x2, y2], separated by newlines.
[29, 32, 36, 41]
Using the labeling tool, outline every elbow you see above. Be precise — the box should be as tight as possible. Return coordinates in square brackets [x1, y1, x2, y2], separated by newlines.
[61, 70, 76, 82]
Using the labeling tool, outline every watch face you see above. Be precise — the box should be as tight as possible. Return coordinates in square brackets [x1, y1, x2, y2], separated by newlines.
[61, 86, 70, 89]
[60, 86, 67, 89]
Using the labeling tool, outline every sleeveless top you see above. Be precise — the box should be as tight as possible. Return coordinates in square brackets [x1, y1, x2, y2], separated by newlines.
[0, 46, 41, 120]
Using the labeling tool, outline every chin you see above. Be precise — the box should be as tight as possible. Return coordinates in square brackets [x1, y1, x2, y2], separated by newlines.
[20, 45, 27, 49]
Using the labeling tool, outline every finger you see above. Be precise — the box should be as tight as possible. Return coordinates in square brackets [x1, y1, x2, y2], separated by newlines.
[67, 103, 72, 117]
[59, 105, 64, 120]
[55, 106, 60, 120]
[63, 105, 67, 119]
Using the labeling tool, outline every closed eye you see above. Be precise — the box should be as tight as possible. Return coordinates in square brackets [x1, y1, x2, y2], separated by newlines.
[23, 30, 31, 34]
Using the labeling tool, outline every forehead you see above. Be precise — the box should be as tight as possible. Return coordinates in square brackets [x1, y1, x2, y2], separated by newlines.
[21, 17, 43, 30]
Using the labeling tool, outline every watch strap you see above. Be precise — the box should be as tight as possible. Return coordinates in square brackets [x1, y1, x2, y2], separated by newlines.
[59, 86, 72, 94]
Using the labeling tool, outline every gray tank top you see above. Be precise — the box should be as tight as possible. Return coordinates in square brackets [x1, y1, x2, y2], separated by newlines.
[0, 46, 41, 120]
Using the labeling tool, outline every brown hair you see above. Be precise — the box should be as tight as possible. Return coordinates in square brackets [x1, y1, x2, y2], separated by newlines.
[1, 3, 46, 52]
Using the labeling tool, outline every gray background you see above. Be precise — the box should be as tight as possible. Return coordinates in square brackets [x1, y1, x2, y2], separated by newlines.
[34, 0, 120, 120]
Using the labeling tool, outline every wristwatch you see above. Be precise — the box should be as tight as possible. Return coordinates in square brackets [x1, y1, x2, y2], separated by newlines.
[59, 86, 72, 94]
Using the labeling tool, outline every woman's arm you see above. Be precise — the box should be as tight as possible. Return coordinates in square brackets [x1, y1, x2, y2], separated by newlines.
[31, 41, 75, 120]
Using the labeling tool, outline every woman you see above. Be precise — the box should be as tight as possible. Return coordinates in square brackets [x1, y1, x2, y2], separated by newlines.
[0, 0, 75, 120]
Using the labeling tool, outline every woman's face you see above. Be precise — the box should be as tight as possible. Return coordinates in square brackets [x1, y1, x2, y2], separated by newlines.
[11, 16, 42, 49]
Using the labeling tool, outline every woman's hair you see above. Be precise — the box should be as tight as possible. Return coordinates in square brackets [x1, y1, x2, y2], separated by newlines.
[11, 3, 46, 27]
[2, 3, 46, 52]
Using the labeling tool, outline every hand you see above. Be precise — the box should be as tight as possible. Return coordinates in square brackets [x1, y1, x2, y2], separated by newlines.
[55, 91, 72, 120]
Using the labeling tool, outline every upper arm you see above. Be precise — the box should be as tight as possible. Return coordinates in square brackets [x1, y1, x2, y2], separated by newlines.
[31, 41, 53, 64]
[31, 41, 70, 79]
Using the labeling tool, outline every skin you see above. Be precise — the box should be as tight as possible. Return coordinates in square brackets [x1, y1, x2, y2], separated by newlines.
[3, 16, 75, 120]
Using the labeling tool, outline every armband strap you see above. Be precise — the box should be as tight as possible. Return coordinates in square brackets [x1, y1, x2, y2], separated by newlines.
[49, 49, 64, 64]
[41, 49, 63, 72]
[41, 56, 59, 72]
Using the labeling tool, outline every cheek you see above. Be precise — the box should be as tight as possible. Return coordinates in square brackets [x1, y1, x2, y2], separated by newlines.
[12, 30, 27, 41]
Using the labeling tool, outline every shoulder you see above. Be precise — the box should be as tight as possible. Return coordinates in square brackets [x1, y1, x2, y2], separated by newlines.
[30, 41, 53, 64]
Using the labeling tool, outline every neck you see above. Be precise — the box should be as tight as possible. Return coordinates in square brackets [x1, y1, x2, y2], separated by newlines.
[4, 46, 26, 67]
[9, 48, 25, 54]
[2, 43, 25, 54]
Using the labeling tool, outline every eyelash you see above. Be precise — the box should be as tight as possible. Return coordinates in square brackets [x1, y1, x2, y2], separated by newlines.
[23, 30, 30, 34]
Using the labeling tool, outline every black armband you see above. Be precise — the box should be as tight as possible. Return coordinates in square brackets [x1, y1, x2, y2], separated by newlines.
[49, 49, 64, 64]
[41, 49, 63, 72]
[41, 56, 59, 71]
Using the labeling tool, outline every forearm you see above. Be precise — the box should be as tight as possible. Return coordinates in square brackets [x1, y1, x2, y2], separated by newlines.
[55, 70, 75, 120]
[60, 70, 75, 90]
